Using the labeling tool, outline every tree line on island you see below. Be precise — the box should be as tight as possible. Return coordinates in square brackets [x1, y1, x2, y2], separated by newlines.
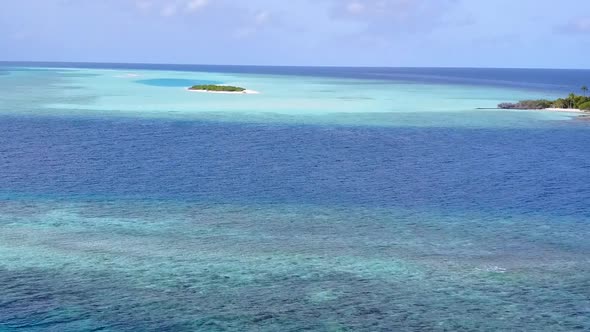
[499, 86, 590, 111]
[189, 84, 246, 92]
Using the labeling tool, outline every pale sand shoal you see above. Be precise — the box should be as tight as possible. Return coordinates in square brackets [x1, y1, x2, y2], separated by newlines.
[115, 73, 141, 78]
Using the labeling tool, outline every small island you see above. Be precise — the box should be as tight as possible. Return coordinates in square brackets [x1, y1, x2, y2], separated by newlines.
[187, 84, 259, 94]
[498, 86, 590, 113]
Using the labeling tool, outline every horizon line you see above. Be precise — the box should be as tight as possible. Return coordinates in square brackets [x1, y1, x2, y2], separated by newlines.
[0, 60, 589, 71]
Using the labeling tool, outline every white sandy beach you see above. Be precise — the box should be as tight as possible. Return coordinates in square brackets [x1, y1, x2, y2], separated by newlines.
[542, 108, 585, 113]
[497, 108, 586, 114]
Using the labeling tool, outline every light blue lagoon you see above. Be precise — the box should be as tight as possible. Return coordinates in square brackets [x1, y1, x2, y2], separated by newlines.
[0, 64, 580, 126]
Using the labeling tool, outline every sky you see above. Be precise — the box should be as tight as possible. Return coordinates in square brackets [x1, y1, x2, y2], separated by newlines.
[1, 0, 589, 68]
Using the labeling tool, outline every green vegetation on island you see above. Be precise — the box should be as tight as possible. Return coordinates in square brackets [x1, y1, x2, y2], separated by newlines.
[499, 86, 590, 111]
[188, 84, 246, 92]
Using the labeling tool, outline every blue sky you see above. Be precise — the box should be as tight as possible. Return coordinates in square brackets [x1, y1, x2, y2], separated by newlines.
[1, 0, 589, 68]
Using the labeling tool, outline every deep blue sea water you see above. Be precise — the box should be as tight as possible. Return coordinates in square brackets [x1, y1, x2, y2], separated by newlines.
[3, 62, 590, 93]
[1, 116, 589, 217]
[0, 63, 589, 331]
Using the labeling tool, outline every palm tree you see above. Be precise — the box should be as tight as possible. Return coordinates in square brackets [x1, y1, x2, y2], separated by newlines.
[582, 85, 588, 97]
[568, 93, 576, 109]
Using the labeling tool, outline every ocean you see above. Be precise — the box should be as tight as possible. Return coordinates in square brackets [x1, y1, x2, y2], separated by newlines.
[0, 63, 589, 331]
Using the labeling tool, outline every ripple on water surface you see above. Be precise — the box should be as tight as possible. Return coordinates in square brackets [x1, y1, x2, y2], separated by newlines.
[0, 65, 589, 331]
[0, 200, 589, 331]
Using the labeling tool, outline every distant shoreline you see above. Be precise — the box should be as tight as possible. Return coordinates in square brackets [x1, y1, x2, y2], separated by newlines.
[497, 92, 590, 114]
[478, 107, 586, 114]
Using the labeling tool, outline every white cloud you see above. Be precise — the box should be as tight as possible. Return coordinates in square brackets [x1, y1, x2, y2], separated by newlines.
[576, 19, 590, 32]
[332, 0, 459, 33]
[254, 10, 270, 25]
[234, 10, 272, 38]
[160, 3, 177, 17]
[135, 0, 153, 11]
[186, 0, 208, 12]
[558, 17, 590, 34]
[346, 2, 365, 14]
[135, 0, 209, 16]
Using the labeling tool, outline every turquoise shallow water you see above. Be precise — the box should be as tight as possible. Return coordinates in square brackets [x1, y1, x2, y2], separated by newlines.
[0, 64, 589, 331]
[136, 78, 221, 87]
[1, 199, 589, 331]
[0, 65, 578, 127]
